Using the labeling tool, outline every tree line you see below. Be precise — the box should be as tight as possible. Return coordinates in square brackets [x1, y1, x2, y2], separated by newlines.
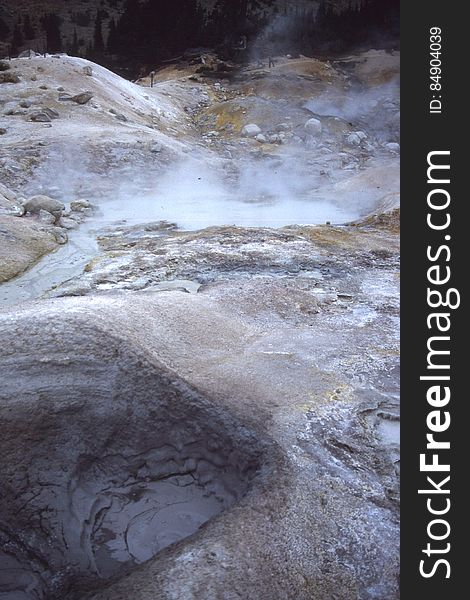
[1, 0, 399, 71]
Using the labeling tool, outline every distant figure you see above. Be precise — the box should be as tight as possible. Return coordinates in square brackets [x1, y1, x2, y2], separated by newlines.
[150, 70, 156, 88]
[269, 56, 276, 68]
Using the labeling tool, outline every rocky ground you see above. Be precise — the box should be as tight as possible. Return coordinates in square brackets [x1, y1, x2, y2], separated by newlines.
[0, 49, 399, 599]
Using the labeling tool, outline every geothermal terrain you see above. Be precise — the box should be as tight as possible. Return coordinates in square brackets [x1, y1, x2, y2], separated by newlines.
[0, 49, 399, 599]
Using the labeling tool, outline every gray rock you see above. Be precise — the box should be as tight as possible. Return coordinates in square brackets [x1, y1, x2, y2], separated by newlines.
[304, 117, 322, 136]
[52, 228, 68, 245]
[255, 134, 267, 143]
[0, 194, 24, 217]
[42, 107, 60, 119]
[385, 142, 400, 153]
[58, 216, 79, 230]
[347, 131, 367, 146]
[37, 209, 56, 225]
[22, 195, 64, 221]
[3, 102, 26, 116]
[83, 66, 93, 77]
[30, 111, 52, 123]
[150, 142, 163, 153]
[0, 61, 10, 71]
[0, 128, 6, 135]
[0, 215, 59, 282]
[70, 199, 92, 212]
[241, 123, 262, 138]
[268, 134, 282, 144]
[70, 91, 94, 105]
[19, 99, 32, 108]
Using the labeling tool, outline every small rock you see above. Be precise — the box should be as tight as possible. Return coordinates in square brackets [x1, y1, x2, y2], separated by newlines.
[0, 128, 6, 135]
[0, 61, 10, 71]
[3, 102, 26, 115]
[70, 199, 92, 212]
[30, 112, 52, 123]
[70, 91, 93, 105]
[52, 228, 68, 245]
[39, 85, 48, 90]
[150, 142, 163, 153]
[268, 134, 282, 144]
[304, 118, 322, 136]
[37, 209, 56, 225]
[58, 217, 79, 230]
[385, 142, 400, 153]
[347, 131, 367, 146]
[19, 100, 32, 108]
[0, 194, 24, 216]
[255, 134, 267, 143]
[57, 86, 65, 92]
[30, 75, 37, 81]
[0, 72, 21, 84]
[22, 195, 64, 221]
[42, 107, 60, 119]
[83, 66, 93, 77]
[241, 123, 262, 138]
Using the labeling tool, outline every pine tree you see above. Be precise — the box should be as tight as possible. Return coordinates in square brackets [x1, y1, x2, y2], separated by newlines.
[93, 12, 105, 54]
[42, 14, 62, 53]
[70, 27, 79, 55]
[107, 18, 118, 53]
[23, 14, 36, 40]
[11, 20, 24, 53]
[0, 17, 10, 40]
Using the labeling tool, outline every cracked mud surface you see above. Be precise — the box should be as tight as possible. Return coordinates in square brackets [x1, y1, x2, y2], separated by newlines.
[0, 330, 262, 599]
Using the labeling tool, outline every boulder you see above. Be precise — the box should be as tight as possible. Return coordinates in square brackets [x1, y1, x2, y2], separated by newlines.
[22, 195, 65, 221]
[241, 123, 262, 138]
[0, 216, 59, 282]
[304, 117, 322, 136]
